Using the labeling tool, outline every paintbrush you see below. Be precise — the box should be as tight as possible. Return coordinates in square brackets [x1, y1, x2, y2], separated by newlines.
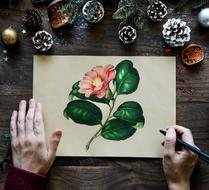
[160, 130, 209, 164]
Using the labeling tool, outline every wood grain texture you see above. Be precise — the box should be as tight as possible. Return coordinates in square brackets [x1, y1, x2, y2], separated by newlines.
[0, 0, 209, 189]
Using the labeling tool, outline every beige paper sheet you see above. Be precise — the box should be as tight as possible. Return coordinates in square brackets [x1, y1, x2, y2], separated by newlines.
[33, 56, 176, 157]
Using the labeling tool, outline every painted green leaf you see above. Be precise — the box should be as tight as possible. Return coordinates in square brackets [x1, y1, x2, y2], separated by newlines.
[101, 119, 136, 140]
[113, 101, 145, 125]
[69, 81, 110, 104]
[132, 121, 144, 129]
[112, 5, 135, 20]
[64, 100, 102, 126]
[114, 60, 139, 95]
[106, 89, 114, 100]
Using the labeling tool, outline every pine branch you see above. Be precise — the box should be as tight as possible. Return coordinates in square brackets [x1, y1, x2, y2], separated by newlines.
[175, 0, 189, 12]
[113, 0, 146, 30]
[142, 0, 155, 5]
[192, 0, 209, 10]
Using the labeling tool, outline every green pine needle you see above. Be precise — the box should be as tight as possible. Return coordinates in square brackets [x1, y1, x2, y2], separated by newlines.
[192, 0, 209, 10]
[175, 0, 209, 11]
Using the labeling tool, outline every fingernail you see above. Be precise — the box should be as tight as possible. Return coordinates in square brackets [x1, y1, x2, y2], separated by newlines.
[30, 98, 35, 103]
[37, 102, 41, 107]
[12, 111, 16, 117]
[29, 99, 35, 107]
[20, 100, 26, 106]
[166, 128, 175, 138]
[56, 131, 62, 138]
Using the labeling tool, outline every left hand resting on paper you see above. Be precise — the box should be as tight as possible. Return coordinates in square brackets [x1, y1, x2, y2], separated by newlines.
[10, 99, 62, 175]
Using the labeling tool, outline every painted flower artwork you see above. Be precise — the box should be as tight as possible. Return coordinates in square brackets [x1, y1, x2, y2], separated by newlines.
[64, 60, 145, 151]
[79, 65, 116, 98]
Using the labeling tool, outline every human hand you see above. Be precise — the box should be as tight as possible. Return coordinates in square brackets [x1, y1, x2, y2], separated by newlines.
[10, 99, 62, 175]
[162, 126, 198, 190]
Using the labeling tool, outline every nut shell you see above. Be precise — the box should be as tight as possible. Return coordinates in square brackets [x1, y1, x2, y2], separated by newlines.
[182, 44, 204, 65]
[48, 0, 70, 29]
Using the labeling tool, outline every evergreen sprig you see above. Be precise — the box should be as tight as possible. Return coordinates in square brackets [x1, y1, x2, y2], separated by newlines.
[192, 0, 209, 10]
[60, 0, 88, 25]
[112, 0, 146, 30]
[176, 0, 209, 11]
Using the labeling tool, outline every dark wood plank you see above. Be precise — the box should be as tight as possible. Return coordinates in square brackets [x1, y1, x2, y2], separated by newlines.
[0, 0, 209, 189]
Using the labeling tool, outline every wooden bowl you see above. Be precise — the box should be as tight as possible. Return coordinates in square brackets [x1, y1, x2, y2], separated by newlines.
[182, 44, 204, 65]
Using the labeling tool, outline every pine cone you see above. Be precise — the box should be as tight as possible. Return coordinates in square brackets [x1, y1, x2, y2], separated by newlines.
[32, 31, 53, 52]
[147, 1, 167, 22]
[23, 8, 42, 29]
[162, 18, 191, 47]
[119, 25, 137, 44]
[82, 0, 104, 23]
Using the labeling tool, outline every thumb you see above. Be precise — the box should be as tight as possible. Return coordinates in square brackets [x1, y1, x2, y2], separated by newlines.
[164, 128, 176, 156]
[48, 129, 62, 160]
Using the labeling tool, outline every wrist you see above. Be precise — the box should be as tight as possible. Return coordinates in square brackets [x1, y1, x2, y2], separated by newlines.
[167, 181, 190, 190]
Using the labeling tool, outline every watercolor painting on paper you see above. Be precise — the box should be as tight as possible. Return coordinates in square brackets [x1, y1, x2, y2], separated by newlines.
[63, 60, 145, 151]
[33, 56, 176, 157]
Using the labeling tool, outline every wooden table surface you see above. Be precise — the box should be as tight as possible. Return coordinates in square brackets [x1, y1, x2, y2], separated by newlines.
[0, 0, 209, 189]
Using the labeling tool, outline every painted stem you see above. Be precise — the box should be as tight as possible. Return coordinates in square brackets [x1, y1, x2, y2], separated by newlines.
[86, 126, 103, 151]
[85, 93, 118, 151]
[104, 94, 117, 124]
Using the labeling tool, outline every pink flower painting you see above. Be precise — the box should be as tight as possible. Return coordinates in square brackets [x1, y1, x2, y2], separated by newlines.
[64, 60, 144, 151]
[79, 65, 116, 98]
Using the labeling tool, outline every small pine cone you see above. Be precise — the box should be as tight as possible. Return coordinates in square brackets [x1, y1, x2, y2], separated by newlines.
[147, 1, 167, 22]
[82, 0, 104, 23]
[162, 18, 191, 47]
[23, 8, 42, 29]
[32, 30, 53, 51]
[119, 25, 137, 44]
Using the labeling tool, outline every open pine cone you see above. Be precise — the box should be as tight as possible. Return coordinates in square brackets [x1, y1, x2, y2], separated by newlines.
[162, 18, 191, 47]
[147, 1, 167, 22]
[119, 25, 137, 44]
[32, 30, 53, 52]
[82, 0, 104, 23]
[23, 8, 42, 29]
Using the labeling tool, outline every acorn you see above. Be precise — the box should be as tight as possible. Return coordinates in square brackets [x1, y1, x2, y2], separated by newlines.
[182, 44, 204, 65]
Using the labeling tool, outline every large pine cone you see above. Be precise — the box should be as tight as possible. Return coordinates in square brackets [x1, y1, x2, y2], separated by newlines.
[82, 0, 104, 23]
[23, 8, 42, 29]
[162, 18, 191, 47]
[147, 1, 167, 22]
